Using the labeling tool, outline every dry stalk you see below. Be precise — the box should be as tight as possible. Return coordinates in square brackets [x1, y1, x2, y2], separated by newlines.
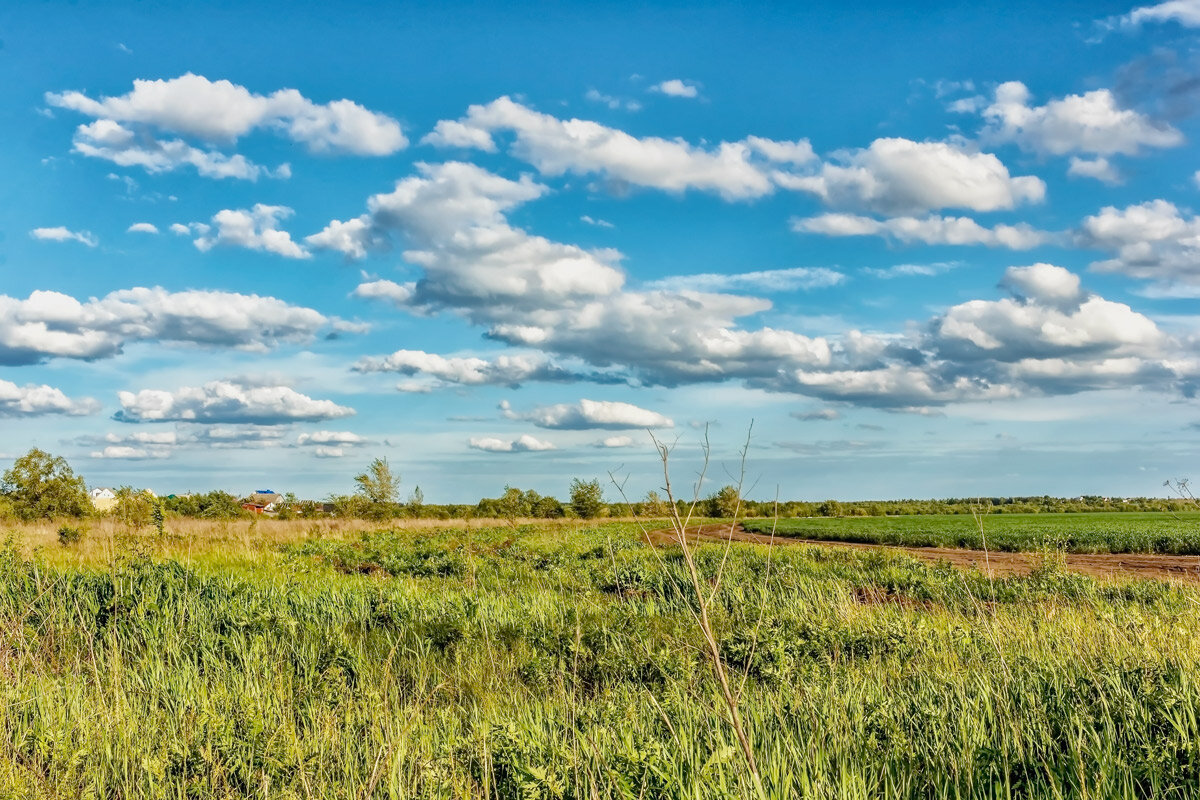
[647, 428, 767, 798]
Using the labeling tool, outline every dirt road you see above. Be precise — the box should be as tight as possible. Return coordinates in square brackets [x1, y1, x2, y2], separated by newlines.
[645, 524, 1200, 583]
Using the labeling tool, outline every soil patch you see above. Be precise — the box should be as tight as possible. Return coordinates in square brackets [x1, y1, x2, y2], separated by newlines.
[644, 524, 1200, 583]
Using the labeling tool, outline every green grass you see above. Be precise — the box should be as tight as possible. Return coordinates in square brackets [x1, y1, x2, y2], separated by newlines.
[742, 511, 1200, 554]
[2, 522, 1200, 798]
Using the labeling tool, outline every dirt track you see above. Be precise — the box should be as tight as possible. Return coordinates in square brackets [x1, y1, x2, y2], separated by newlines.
[645, 524, 1200, 583]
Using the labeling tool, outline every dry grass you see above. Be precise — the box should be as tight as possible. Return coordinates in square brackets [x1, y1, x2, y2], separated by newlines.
[3, 515, 637, 567]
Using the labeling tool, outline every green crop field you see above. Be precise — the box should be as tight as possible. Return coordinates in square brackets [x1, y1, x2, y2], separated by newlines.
[741, 511, 1200, 554]
[2, 519, 1200, 798]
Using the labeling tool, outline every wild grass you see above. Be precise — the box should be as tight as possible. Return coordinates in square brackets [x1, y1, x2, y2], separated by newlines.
[743, 511, 1200, 554]
[1, 520, 1199, 797]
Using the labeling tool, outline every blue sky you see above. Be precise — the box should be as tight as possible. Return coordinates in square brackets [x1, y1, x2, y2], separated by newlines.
[2, 0, 1200, 501]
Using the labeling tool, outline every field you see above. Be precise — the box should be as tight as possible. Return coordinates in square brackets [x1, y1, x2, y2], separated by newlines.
[742, 511, 1200, 554]
[2, 517, 1200, 798]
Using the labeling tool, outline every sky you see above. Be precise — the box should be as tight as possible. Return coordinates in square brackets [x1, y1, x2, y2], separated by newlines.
[2, 0, 1200, 502]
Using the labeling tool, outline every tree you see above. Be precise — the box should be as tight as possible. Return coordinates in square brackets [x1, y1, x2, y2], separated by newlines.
[406, 485, 424, 517]
[1, 448, 89, 520]
[498, 485, 529, 525]
[114, 486, 154, 527]
[706, 485, 741, 519]
[641, 490, 669, 517]
[569, 478, 604, 519]
[354, 458, 400, 504]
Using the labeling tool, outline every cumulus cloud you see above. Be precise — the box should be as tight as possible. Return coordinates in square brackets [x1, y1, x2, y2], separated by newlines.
[85, 431, 176, 460]
[310, 161, 625, 310]
[933, 264, 1160, 362]
[127, 222, 159, 234]
[0, 286, 337, 366]
[0, 379, 98, 417]
[297, 430, 366, 446]
[1067, 156, 1123, 185]
[353, 349, 589, 388]
[651, 79, 700, 98]
[317, 163, 1194, 408]
[193, 204, 310, 258]
[421, 97, 813, 200]
[595, 435, 635, 447]
[645, 266, 845, 293]
[30, 226, 97, 246]
[114, 380, 355, 424]
[46, 74, 406, 178]
[758, 264, 1186, 407]
[320, 164, 835, 386]
[468, 434, 557, 452]
[68, 119, 280, 180]
[775, 137, 1045, 215]
[1076, 199, 1200, 292]
[500, 398, 673, 430]
[981, 82, 1182, 156]
[1120, 0, 1200, 27]
[793, 213, 1051, 249]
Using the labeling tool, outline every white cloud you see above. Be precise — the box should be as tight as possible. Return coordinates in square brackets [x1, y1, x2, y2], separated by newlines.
[305, 217, 372, 259]
[775, 137, 1045, 214]
[982, 82, 1182, 156]
[318, 163, 1196, 408]
[114, 380, 355, 424]
[193, 204, 310, 258]
[0, 286, 336, 365]
[350, 279, 416, 306]
[500, 398, 673, 429]
[69, 119, 279, 180]
[596, 435, 635, 448]
[1077, 199, 1200, 291]
[580, 215, 614, 228]
[1067, 156, 1123, 185]
[86, 430, 175, 459]
[421, 97, 812, 200]
[127, 222, 159, 234]
[862, 262, 958, 279]
[90, 446, 169, 460]
[47, 73, 406, 154]
[169, 223, 191, 235]
[646, 266, 845, 293]
[311, 161, 625, 310]
[757, 263, 1190, 408]
[353, 349, 584, 388]
[793, 213, 1050, 249]
[584, 89, 642, 112]
[30, 226, 97, 246]
[651, 79, 700, 98]
[1121, 0, 1200, 27]
[297, 430, 366, 446]
[468, 434, 557, 453]
[0, 379, 98, 417]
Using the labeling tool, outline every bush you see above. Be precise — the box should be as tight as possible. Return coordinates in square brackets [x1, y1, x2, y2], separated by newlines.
[57, 524, 84, 546]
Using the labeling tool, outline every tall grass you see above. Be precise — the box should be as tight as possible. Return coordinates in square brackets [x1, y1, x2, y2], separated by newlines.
[1, 522, 1198, 797]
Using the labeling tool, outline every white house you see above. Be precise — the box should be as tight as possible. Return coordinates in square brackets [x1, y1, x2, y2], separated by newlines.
[90, 487, 117, 512]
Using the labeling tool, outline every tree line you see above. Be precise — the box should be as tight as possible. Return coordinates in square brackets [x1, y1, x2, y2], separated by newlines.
[2, 447, 1195, 524]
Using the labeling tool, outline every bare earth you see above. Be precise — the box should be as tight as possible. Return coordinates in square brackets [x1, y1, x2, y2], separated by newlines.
[645, 524, 1200, 583]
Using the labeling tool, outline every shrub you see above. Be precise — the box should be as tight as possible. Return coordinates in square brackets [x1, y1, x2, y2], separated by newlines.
[57, 524, 84, 546]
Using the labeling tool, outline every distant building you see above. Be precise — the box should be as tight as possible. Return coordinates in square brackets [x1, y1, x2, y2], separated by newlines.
[90, 487, 117, 512]
[241, 491, 283, 514]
